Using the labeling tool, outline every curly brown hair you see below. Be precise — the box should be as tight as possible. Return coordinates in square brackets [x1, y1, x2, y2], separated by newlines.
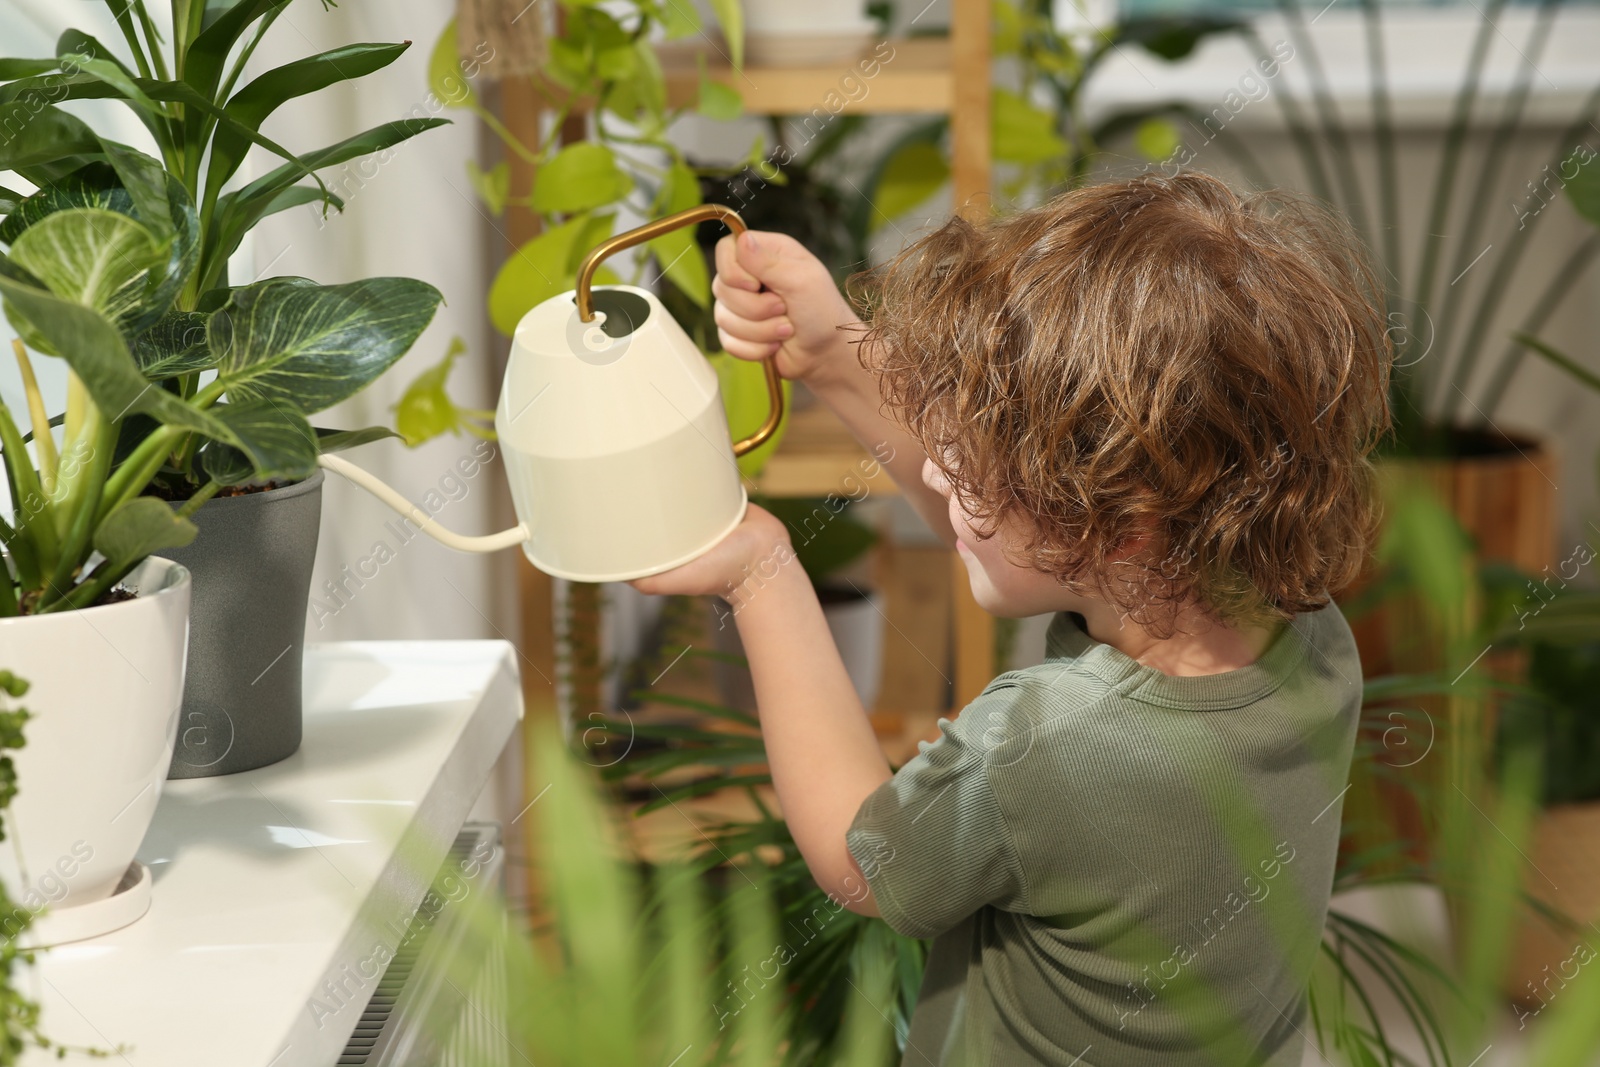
[853, 172, 1392, 632]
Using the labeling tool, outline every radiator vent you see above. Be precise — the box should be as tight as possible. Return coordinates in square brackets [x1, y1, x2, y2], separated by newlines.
[337, 823, 508, 1067]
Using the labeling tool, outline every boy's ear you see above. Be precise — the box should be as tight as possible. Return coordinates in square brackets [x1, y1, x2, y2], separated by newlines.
[1108, 527, 1160, 566]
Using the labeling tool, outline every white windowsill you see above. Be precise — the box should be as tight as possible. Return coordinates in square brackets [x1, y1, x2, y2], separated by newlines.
[1067, 6, 1600, 128]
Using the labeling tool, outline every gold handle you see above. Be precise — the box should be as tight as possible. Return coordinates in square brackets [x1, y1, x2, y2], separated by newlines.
[574, 204, 785, 458]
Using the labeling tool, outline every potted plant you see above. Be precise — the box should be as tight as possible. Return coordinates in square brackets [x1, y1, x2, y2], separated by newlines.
[708, 495, 883, 713]
[0, 190, 202, 935]
[0, 1, 448, 778]
[1487, 260, 1600, 1005]
[1495, 618, 1600, 1010]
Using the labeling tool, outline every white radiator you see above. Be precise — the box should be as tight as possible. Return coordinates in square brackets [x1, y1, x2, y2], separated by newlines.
[337, 823, 511, 1067]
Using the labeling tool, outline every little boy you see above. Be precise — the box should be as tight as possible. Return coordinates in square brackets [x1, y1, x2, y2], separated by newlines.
[632, 172, 1390, 1066]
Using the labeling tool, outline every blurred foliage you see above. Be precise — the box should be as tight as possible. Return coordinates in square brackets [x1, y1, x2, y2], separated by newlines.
[413, 10, 798, 473]
[392, 336, 495, 446]
[757, 497, 879, 586]
[0, 671, 44, 1064]
[433, 718, 898, 1066]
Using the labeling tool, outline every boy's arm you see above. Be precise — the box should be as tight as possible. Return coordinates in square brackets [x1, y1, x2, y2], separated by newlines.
[712, 231, 958, 550]
[631, 507, 890, 913]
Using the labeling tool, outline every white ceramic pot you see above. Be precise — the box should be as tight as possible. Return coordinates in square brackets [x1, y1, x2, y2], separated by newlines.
[744, 0, 870, 36]
[743, 0, 877, 67]
[820, 585, 884, 712]
[0, 557, 190, 914]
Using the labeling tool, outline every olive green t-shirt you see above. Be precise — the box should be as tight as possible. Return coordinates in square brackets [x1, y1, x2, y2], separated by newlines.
[845, 604, 1362, 1067]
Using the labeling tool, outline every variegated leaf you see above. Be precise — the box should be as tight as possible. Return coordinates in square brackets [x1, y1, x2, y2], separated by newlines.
[5, 208, 165, 324]
[132, 311, 216, 378]
[209, 277, 443, 416]
[0, 264, 233, 441]
[200, 399, 319, 485]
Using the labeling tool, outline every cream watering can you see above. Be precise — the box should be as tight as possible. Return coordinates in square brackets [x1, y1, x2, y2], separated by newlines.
[317, 204, 784, 582]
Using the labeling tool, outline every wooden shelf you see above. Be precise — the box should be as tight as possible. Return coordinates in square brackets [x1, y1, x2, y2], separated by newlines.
[751, 401, 899, 499]
[660, 37, 955, 116]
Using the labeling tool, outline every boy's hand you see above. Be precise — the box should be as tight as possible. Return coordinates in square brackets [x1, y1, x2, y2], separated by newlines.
[712, 230, 860, 383]
[629, 503, 796, 602]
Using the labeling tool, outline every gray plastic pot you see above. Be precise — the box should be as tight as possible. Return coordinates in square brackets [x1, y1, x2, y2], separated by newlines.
[160, 471, 323, 778]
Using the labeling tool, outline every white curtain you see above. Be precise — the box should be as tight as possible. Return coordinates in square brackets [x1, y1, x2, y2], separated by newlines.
[251, 0, 514, 645]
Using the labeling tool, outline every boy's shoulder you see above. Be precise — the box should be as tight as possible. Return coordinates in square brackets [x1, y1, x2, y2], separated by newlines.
[937, 660, 1115, 769]
[944, 603, 1361, 769]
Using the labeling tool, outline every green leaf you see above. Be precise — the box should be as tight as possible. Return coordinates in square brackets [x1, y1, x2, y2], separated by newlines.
[315, 424, 403, 453]
[707, 0, 745, 69]
[1568, 157, 1600, 228]
[91, 139, 174, 240]
[0, 70, 122, 107]
[393, 336, 494, 446]
[210, 118, 448, 277]
[633, 39, 667, 118]
[659, 159, 702, 216]
[56, 29, 123, 65]
[93, 497, 198, 569]
[698, 69, 742, 121]
[135, 77, 322, 194]
[1133, 118, 1182, 162]
[1, 166, 200, 332]
[0, 163, 128, 244]
[487, 214, 617, 336]
[181, 0, 292, 101]
[1516, 333, 1600, 394]
[530, 143, 632, 215]
[0, 185, 22, 215]
[5, 208, 166, 322]
[132, 311, 217, 378]
[596, 42, 637, 82]
[994, 0, 1025, 56]
[647, 161, 708, 304]
[62, 53, 166, 125]
[1500, 591, 1600, 647]
[208, 42, 412, 196]
[659, 0, 701, 39]
[0, 102, 173, 238]
[1117, 14, 1246, 62]
[467, 160, 511, 215]
[870, 140, 948, 231]
[649, 227, 709, 307]
[210, 277, 444, 416]
[1375, 488, 1473, 617]
[0, 264, 232, 441]
[545, 38, 589, 94]
[763, 497, 877, 582]
[0, 102, 99, 173]
[258, 183, 343, 224]
[710, 352, 790, 479]
[428, 20, 477, 111]
[199, 399, 318, 484]
[0, 59, 62, 80]
[991, 89, 1068, 164]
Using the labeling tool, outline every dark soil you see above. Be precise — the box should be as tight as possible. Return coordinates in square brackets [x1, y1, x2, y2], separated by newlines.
[1399, 426, 1542, 460]
[815, 583, 872, 606]
[17, 585, 135, 615]
[215, 481, 287, 498]
[144, 479, 288, 502]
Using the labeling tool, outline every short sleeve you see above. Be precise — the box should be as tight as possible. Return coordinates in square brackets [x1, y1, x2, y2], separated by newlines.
[845, 678, 1032, 940]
